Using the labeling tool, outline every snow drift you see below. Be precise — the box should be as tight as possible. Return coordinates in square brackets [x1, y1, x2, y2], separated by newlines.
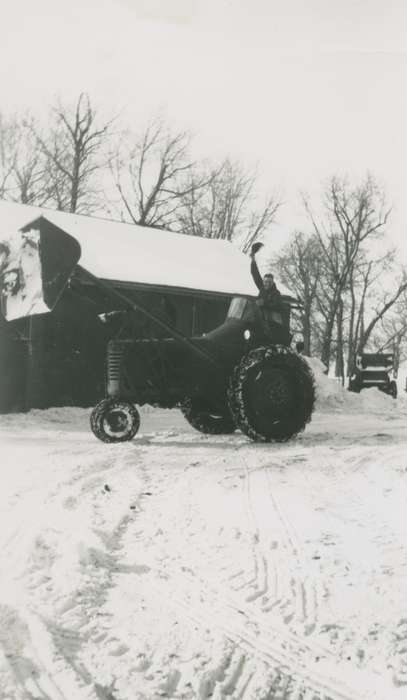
[306, 356, 401, 414]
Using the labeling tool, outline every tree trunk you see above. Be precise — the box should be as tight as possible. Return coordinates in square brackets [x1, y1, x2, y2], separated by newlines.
[355, 299, 365, 355]
[302, 305, 312, 356]
[347, 279, 356, 376]
[393, 336, 401, 376]
[320, 309, 337, 371]
[335, 298, 345, 384]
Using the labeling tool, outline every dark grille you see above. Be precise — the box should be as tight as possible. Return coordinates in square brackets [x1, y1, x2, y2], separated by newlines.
[106, 340, 132, 396]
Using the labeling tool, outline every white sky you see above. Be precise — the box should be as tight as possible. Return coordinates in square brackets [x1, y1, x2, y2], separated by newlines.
[2, 0, 407, 256]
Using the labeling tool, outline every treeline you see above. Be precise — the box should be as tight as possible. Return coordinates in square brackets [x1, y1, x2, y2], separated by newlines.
[0, 93, 279, 252]
[1, 93, 406, 380]
[274, 176, 407, 379]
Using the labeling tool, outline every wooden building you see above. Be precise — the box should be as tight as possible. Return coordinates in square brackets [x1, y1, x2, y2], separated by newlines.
[0, 202, 257, 412]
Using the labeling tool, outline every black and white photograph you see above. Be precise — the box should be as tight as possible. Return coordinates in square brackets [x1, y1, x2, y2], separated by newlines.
[1, 1, 407, 698]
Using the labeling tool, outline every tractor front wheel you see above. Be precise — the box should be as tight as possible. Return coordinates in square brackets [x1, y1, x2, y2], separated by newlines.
[228, 346, 315, 443]
[90, 399, 140, 443]
[180, 396, 236, 435]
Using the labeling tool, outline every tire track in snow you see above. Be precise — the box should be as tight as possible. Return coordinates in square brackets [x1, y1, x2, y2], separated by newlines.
[116, 465, 363, 700]
[81, 442, 346, 700]
[3, 412, 406, 698]
[238, 455, 322, 641]
[32, 447, 149, 700]
[389, 617, 407, 687]
[260, 443, 407, 683]
[245, 463, 307, 634]
[0, 445, 149, 700]
[298, 445, 407, 669]
[121, 441, 399, 699]
[94, 436, 405, 698]
[264, 460, 323, 638]
[135, 568, 366, 700]
[240, 459, 271, 608]
[0, 604, 118, 700]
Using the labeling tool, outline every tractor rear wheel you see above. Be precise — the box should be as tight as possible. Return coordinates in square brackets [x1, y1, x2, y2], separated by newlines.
[180, 396, 236, 435]
[228, 346, 315, 442]
[90, 398, 140, 443]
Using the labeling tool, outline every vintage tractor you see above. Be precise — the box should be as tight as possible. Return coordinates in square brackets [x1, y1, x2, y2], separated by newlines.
[348, 353, 398, 398]
[0, 207, 316, 443]
[90, 290, 316, 443]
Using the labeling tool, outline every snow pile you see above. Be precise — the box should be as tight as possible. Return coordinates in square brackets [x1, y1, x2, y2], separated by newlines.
[0, 406, 91, 431]
[306, 356, 397, 414]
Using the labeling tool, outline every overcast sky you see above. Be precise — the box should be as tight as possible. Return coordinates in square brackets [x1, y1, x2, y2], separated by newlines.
[2, 0, 407, 256]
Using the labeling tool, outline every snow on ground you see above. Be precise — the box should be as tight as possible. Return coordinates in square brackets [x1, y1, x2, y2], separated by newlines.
[1, 366, 407, 699]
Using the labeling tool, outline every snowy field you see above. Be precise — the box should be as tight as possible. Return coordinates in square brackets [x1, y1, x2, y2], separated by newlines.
[1, 365, 407, 699]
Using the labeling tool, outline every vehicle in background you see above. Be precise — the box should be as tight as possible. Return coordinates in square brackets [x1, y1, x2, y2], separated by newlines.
[349, 353, 398, 399]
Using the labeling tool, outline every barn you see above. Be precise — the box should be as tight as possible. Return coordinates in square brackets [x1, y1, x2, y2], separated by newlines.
[0, 201, 258, 411]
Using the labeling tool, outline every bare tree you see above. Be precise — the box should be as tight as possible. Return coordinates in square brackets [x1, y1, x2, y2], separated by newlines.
[111, 120, 280, 243]
[179, 159, 280, 248]
[12, 116, 51, 205]
[0, 112, 52, 205]
[110, 118, 210, 229]
[0, 114, 17, 198]
[374, 299, 407, 372]
[303, 175, 391, 373]
[343, 249, 395, 374]
[35, 93, 111, 214]
[357, 273, 407, 353]
[274, 231, 321, 354]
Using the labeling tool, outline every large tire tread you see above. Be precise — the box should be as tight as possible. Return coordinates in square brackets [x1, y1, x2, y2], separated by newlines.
[180, 396, 236, 435]
[90, 398, 140, 443]
[228, 345, 315, 443]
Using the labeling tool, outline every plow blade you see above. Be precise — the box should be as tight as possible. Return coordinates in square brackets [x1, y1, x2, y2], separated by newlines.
[0, 216, 81, 321]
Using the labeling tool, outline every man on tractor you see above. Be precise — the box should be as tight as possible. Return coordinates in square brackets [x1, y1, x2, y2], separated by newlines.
[249, 241, 288, 343]
[250, 242, 282, 304]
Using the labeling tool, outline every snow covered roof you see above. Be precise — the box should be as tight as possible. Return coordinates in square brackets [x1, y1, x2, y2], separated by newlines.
[0, 201, 259, 299]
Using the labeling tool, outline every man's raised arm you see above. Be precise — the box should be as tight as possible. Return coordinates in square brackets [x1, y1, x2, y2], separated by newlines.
[250, 242, 264, 293]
